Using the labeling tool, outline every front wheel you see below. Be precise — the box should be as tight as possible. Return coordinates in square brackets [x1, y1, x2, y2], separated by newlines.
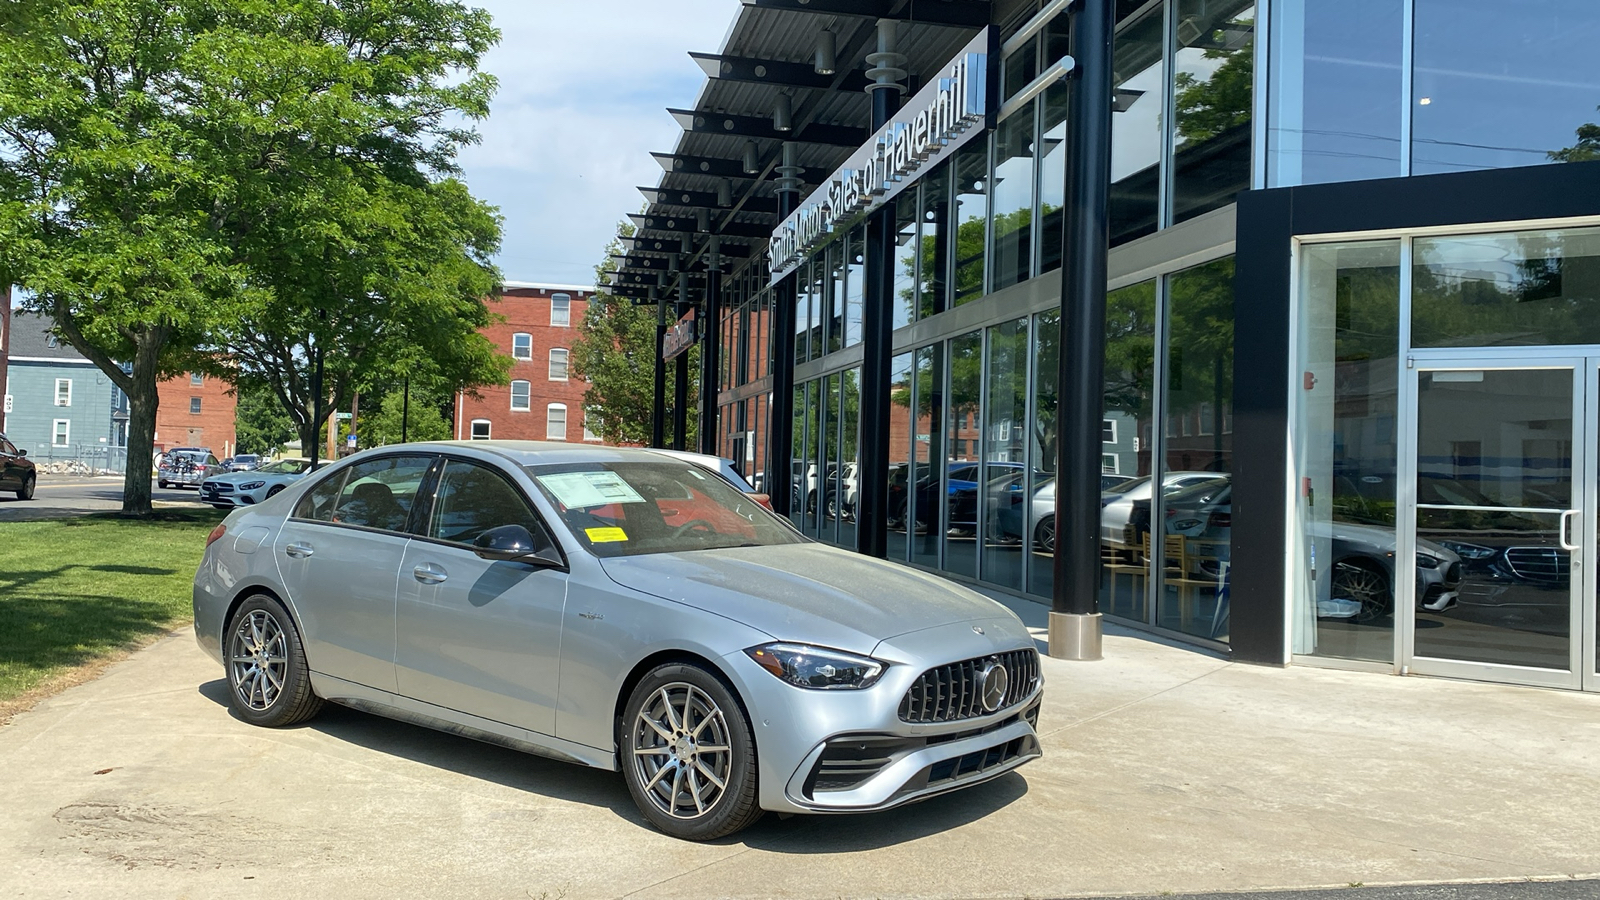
[620, 663, 761, 841]
[17, 474, 35, 501]
[265, 484, 285, 499]
[1034, 515, 1056, 554]
[224, 595, 322, 727]
[157, 479, 169, 489]
[1332, 559, 1393, 625]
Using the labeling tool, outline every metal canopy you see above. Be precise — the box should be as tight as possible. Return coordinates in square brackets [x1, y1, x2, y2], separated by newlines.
[668, 108, 866, 147]
[741, 0, 992, 28]
[639, 187, 781, 215]
[690, 52, 872, 93]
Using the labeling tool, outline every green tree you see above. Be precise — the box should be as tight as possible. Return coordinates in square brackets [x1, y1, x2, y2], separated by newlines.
[0, 0, 251, 513]
[1550, 111, 1600, 162]
[1173, 22, 1254, 144]
[234, 381, 297, 457]
[361, 382, 452, 447]
[570, 231, 699, 447]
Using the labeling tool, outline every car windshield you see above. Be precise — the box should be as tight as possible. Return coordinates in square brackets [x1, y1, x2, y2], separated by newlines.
[258, 460, 311, 475]
[527, 460, 805, 559]
[1104, 476, 1148, 495]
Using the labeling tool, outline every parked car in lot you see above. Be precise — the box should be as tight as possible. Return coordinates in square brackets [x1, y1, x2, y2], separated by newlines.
[224, 454, 262, 472]
[157, 448, 222, 489]
[0, 432, 37, 500]
[644, 448, 772, 510]
[1021, 472, 1226, 554]
[193, 442, 1043, 840]
[200, 458, 313, 509]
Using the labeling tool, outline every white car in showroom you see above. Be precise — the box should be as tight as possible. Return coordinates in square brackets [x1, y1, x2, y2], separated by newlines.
[199, 458, 313, 509]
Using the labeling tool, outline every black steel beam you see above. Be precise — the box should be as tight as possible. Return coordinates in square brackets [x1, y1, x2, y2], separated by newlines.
[640, 186, 780, 215]
[653, 296, 667, 448]
[700, 268, 722, 456]
[767, 188, 800, 517]
[741, 0, 991, 28]
[690, 52, 872, 93]
[854, 83, 901, 560]
[669, 109, 866, 147]
[629, 214, 773, 239]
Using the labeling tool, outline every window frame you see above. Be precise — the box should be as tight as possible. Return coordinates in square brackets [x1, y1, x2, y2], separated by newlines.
[511, 332, 533, 360]
[469, 419, 492, 441]
[510, 379, 532, 412]
[550, 293, 571, 327]
[190, 397, 203, 415]
[52, 419, 70, 447]
[546, 403, 568, 441]
[414, 456, 564, 564]
[190, 372, 204, 386]
[548, 347, 569, 381]
[55, 378, 71, 407]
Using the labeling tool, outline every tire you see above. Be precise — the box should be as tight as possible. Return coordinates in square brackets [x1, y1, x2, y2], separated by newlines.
[1332, 559, 1393, 625]
[619, 663, 761, 841]
[158, 479, 169, 489]
[1034, 515, 1055, 554]
[212, 504, 233, 511]
[824, 491, 839, 520]
[223, 594, 323, 727]
[17, 474, 35, 501]
[265, 484, 285, 499]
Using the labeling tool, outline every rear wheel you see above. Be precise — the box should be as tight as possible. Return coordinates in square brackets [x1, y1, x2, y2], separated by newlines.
[17, 474, 35, 501]
[224, 595, 322, 727]
[620, 663, 761, 841]
[1034, 515, 1056, 554]
[1332, 559, 1393, 625]
[158, 479, 169, 489]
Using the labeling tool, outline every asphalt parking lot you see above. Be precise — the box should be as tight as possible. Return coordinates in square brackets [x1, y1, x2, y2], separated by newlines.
[2, 592, 1598, 900]
[0, 475, 208, 521]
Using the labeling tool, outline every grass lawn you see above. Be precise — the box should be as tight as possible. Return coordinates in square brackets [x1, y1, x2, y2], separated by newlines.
[0, 509, 226, 707]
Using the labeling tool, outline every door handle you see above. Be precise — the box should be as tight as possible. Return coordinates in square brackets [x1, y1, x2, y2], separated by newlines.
[1559, 509, 1581, 553]
[413, 563, 448, 585]
[284, 541, 314, 559]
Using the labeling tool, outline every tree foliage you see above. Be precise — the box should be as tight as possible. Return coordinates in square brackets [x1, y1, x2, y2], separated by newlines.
[234, 380, 297, 456]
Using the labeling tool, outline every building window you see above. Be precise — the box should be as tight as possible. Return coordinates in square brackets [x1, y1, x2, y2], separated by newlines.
[511, 332, 532, 360]
[53, 419, 70, 447]
[546, 403, 567, 441]
[583, 409, 600, 442]
[54, 378, 71, 407]
[1102, 454, 1119, 473]
[45, 334, 59, 349]
[190, 372, 204, 386]
[548, 348, 569, 381]
[551, 293, 571, 327]
[190, 397, 202, 415]
[510, 379, 531, 411]
[1102, 418, 1117, 444]
[469, 419, 491, 441]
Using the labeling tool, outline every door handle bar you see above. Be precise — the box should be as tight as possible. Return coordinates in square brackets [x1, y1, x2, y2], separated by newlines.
[1559, 509, 1581, 553]
[284, 542, 314, 559]
[413, 564, 448, 585]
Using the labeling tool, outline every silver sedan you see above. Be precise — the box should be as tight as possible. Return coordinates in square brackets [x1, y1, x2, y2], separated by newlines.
[192, 442, 1042, 840]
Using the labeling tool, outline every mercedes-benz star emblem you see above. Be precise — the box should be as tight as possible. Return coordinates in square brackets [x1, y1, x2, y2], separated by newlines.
[979, 661, 1010, 713]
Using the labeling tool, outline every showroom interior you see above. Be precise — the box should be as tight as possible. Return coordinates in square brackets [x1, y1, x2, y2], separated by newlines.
[605, 0, 1600, 691]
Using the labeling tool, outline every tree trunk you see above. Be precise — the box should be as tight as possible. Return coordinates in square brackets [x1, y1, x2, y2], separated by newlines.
[120, 335, 163, 516]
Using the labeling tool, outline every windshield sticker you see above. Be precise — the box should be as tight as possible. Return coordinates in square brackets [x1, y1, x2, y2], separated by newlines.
[585, 527, 629, 543]
[537, 471, 647, 509]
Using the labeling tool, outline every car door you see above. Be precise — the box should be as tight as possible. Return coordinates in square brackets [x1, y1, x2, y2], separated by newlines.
[395, 457, 568, 735]
[273, 453, 435, 692]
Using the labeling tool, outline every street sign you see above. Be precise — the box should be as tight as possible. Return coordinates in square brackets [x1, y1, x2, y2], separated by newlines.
[335, 412, 353, 420]
[347, 434, 357, 447]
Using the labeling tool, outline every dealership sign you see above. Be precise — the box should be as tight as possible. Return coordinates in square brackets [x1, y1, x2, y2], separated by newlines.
[767, 30, 989, 283]
[662, 308, 697, 361]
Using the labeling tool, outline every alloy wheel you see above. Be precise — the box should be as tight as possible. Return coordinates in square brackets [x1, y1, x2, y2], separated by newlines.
[630, 683, 733, 820]
[1333, 561, 1392, 624]
[1036, 516, 1055, 554]
[229, 609, 289, 711]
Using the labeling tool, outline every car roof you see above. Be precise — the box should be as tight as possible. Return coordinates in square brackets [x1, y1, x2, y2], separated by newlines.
[372, 441, 687, 469]
[643, 448, 736, 470]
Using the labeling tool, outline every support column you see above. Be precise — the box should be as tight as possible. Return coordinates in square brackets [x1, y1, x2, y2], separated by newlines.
[857, 17, 907, 558]
[767, 152, 802, 517]
[1050, 0, 1115, 661]
[700, 242, 723, 456]
[672, 277, 690, 451]
[651, 284, 667, 449]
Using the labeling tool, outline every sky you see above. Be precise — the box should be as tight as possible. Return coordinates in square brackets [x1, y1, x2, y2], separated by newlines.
[455, 0, 741, 289]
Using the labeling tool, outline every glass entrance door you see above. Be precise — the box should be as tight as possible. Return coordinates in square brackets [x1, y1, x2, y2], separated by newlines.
[1404, 359, 1586, 689]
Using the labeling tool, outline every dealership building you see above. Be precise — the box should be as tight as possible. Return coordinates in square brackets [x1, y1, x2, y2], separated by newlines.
[607, 0, 1600, 692]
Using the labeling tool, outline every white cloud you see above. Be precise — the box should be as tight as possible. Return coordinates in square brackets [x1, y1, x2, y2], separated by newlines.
[457, 0, 740, 286]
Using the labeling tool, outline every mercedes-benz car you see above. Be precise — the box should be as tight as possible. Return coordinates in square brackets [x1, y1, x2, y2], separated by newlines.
[199, 458, 313, 509]
[157, 448, 222, 489]
[192, 442, 1042, 841]
[0, 432, 36, 501]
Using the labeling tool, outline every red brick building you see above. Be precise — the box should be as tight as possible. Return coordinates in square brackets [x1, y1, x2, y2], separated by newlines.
[455, 283, 609, 444]
[154, 370, 238, 456]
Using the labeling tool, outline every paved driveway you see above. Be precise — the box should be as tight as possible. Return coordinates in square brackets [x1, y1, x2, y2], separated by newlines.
[1, 605, 1598, 899]
[0, 475, 208, 521]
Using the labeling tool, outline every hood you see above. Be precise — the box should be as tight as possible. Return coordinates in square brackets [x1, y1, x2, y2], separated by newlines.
[599, 543, 1017, 656]
[1326, 521, 1459, 561]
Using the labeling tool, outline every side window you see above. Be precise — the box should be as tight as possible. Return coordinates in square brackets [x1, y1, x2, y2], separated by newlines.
[428, 460, 548, 547]
[295, 469, 349, 521]
[329, 456, 433, 532]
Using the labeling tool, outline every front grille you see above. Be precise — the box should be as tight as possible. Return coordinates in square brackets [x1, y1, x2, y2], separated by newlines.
[804, 736, 919, 796]
[1504, 547, 1569, 583]
[925, 734, 1035, 787]
[211, 483, 235, 494]
[899, 648, 1039, 723]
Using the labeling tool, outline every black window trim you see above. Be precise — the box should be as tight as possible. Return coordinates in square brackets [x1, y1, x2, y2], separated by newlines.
[407, 452, 569, 569]
[288, 451, 439, 538]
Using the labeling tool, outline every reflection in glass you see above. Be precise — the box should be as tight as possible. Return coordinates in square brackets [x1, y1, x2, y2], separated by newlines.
[1172, 0, 1254, 223]
[1161, 258, 1235, 639]
[945, 332, 983, 578]
[1029, 310, 1060, 599]
[991, 104, 1036, 292]
[953, 143, 988, 305]
[1291, 240, 1401, 663]
[1268, 0, 1403, 186]
[1412, 227, 1600, 348]
[912, 344, 946, 570]
[1039, 80, 1067, 274]
[888, 353, 914, 562]
[1111, 5, 1164, 244]
[845, 228, 865, 347]
[1097, 282, 1158, 620]
[820, 373, 840, 544]
[794, 381, 812, 530]
[918, 164, 951, 319]
[826, 244, 844, 354]
[1413, 1, 1600, 175]
[837, 368, 861, 550]
[1001, 35, 1037, 103]
[892, 193, 918, 331]
[1415, 366, 1574, 672]
[983, 319, 1029, 591]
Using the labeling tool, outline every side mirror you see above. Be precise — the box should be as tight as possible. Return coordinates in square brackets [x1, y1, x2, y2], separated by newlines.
[473, 524, 563, 568]
[16, 449, 25, 457]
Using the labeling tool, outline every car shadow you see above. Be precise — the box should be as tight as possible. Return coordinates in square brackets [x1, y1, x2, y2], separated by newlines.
[195, 679, 1033, 847]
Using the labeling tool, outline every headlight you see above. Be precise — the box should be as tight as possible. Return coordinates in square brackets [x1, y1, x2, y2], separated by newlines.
[1438, 541, 1495, 560]
[1416, 553, 1441, 569]
[744, 643, 886, 690]
[238, 481, 266, 491]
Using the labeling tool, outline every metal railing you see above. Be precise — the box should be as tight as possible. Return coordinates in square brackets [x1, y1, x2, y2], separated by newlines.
[26, 445, 128, 476]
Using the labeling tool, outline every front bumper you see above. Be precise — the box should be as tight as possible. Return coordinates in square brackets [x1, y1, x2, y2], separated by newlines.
[720, 615, 1045, 816]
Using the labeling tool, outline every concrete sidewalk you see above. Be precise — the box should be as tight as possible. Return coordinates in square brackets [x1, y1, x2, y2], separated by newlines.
[1, 600, 1597, 900]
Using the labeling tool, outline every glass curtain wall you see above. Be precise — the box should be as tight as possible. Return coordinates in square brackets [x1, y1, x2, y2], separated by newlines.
[888, 353, 914, 562]
[1029, 309, 1061, 598]
[892, 193, 918, 330]
[953, 145, 989, 305]
[912, 344, 946, 570]
[945, 331, 983, 577]
[1171, 1, 1255, 223]
[845, 230, 865, 347]
[991, 105, 1037, 292]
[1097, 280, 1159, 621]
[919, 164, 951, 319]
[836, 368, 861, 549]
[982, 318, 1030, 591]
[1111, 4, 1164, 244]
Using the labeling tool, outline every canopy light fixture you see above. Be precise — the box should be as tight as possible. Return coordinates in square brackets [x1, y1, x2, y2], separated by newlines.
[742, 140, 759, 174]
[773, 92, 793, 132]
[814, 30, 836, 75]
